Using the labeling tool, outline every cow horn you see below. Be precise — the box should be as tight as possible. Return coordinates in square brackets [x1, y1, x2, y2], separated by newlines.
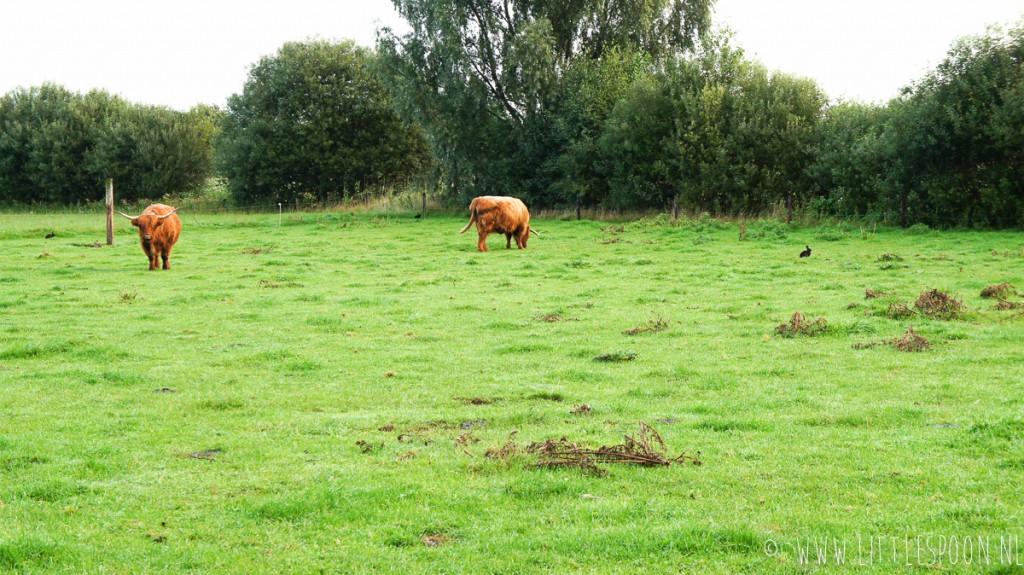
[115, 211, 136, 219]
[157, 208, 179, 219]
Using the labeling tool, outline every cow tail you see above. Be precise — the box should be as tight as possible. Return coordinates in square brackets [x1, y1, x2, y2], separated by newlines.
[459, 206, 477, 234]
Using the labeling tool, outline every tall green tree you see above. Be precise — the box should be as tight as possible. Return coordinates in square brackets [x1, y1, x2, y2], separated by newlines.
[0, 84, 217, 204]
[598, 36, 826, 213]
[377, 0, 713, 205]
[216, 39, 431, 205]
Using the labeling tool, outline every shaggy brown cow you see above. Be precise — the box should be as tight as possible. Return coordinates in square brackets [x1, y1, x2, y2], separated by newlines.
[116, 204, 181, 270]
[458, 196, 539, 252]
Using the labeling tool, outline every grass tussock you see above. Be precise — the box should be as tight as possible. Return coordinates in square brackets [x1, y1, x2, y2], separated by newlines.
[594, 351, 637, 362]
[914, 288, 966, 320]
[865, 288, 886, 299]
[877, 253, 903, 262]
[775, 311, 828, 337]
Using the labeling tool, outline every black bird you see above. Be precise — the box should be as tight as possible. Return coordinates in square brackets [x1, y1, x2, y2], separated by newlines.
[799, 245, 812, 258]
[414, 213, 422, 219]
[45, 231, 55, 239]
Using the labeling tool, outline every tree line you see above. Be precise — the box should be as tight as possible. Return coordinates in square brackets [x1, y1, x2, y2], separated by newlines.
[0, 1, 1021, 227]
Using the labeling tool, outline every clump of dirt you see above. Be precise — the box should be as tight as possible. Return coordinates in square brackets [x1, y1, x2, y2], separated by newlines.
[624, 316, 669, 336]
[775, 311, 828, 337]
[182, 448, 222, 460]
[994, 299, 1024, 311]
[455, 396, 495, 405]
[485, 431, 520, 460]
[865, 288, 886, 299]
[421, 533, 452, 547]
[355, 440, 384, 453]
[981, 282, 1016, 299]
[877, 253, 903, 262]
[886, 302, 916, 320]
[914, 289, 966, 320]
[485, 423, 701, 476]
[890, 327, 931, 352]
[535, 313, 578, 322]
[594, 351, 637, 362]
[852, 327, 932, 352]
[571, 404, 592, 415]
[455, 432, 480, 446]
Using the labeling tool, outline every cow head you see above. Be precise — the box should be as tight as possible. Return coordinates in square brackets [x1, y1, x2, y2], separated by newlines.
[116, 209, 177, 243]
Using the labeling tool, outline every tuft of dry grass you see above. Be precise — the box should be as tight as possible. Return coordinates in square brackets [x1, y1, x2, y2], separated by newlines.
[981, 282, 1016, 299]
[865, 288, 886, 299]
[853, 327, 932, 352]
[624, 316, 669, 335]
[775, 311, 828, 337]
[993, 298, 1024, 311]
[890, 327, 932, 352]
[914, 289, 966, 320]
[885, 302, 916, 320]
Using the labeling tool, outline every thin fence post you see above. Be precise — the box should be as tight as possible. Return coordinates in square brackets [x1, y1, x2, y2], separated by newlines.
[105, 179, 114, 245]
[672, 193, 679, 221]
[576, 194, 581, 221]
[786, 192, 793, 225]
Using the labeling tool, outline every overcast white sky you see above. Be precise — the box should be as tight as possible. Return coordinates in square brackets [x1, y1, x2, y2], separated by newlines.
[1, 1, 1021, 110]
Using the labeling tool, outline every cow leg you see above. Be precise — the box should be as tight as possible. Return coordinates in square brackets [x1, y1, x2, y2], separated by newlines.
[477, 230, 489, 252]
[505, 233, 513, 249]
[143, 245, 157, 271]
[162, 246, 172, 270]
[517, 229, 528, 249]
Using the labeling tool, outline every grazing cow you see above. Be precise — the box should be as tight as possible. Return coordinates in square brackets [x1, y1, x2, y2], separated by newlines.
[458, 196, 539, 252]
[799, 245, 812, 258]
[116, 204, 181, 270]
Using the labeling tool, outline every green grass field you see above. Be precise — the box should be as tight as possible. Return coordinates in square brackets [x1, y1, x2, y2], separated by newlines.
[1, 211, 1023, 574]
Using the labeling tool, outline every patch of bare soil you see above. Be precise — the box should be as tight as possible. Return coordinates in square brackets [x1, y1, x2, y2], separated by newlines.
[865, 288, 886, 299]
[914, 289, 966, 320]
[775, 311, 828, 337]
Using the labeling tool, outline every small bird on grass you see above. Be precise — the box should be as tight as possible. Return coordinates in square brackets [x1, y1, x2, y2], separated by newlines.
[45, 231, 56, 239]
[799, 245, 812, 258]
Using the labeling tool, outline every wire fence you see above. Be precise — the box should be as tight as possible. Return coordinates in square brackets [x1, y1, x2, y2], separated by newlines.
[2, 193, 1022, 229]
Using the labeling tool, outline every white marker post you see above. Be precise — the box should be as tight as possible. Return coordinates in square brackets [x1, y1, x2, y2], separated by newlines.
[278, 203, 282, 226]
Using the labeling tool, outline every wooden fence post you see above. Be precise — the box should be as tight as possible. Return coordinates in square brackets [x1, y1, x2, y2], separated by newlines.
[576, 194, 581, 221]
[105, 179, 114, 245]
[672, 193, 680, 221]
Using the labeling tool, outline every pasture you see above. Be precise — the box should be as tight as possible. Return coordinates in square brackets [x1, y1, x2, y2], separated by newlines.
[1, 211, 1022, 574]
